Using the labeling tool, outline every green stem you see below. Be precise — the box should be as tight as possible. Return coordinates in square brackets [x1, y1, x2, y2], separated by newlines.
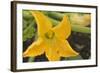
[43, 11, 72, 20]
[71, 25, 90, 33]
[43, 11, 64, 20]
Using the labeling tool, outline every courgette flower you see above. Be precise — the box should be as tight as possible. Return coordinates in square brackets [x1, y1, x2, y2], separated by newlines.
[23, 11, 78, 61]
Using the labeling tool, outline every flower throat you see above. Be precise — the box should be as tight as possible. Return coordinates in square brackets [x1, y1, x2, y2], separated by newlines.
[45, 30, 55, 39]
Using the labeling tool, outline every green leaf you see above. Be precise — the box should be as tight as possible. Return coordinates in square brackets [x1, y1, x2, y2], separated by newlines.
[23, 21, 36, 42]
[23, 10, 33, 20]
[23, 20, 28, 30]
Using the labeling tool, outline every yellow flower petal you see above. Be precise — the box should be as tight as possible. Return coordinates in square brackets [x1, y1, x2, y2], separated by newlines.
[58, 39, 79, 57]
[45, 47, 60, 61]
[53, 15, 71, 39]
[31, 11, 52, 36]
[44, 39, 60, 61]
[23, 38, 44, 57]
